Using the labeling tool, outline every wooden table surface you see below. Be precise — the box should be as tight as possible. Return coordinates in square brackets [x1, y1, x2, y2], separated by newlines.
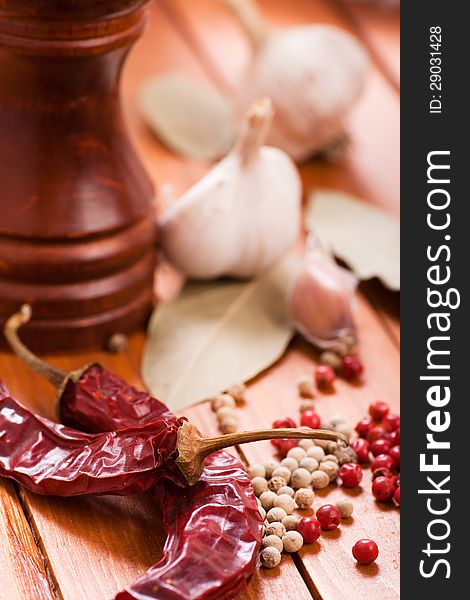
[0, 1, 400, 599]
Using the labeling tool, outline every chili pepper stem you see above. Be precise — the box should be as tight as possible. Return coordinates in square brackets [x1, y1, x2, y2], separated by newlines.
[176, 421, 348, 485]
[4, 304, 66, 388]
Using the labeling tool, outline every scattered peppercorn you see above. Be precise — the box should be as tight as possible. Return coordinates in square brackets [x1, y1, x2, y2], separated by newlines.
[268, 476, 288, 493]
[294, 487, 315, 509]
[316, 504, 341, 531]
[291, 468, 312, 489]
[341, 355, 364, 381]
[266, 507, 288, 523]
[339, 463, 363, 488]
[352, 539, 379, 565]
[334, 446, 358, 465]
[261, 535, 284, 553]
[297, 516, 321, 543]
[282, 515, 300, 531]
[335, 499, 354, 519]
[315, 365, 336, 390]
[300, 410, 321, 429]
[274, 494, 295, 515]
[319, 351, 342, 372]
[265, 522, 286, 538]
[277, 486, 295, 498]
[297, 375, 315, 398]
[260, 546, 282, 568]
[310, 470, 329, 490]
[282, 530, 304, 553]
[372, 476, 395, 502]
[369, 401, 389, 421]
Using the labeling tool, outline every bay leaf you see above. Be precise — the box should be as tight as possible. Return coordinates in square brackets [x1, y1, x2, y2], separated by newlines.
[305, 189, 400, 290]
[142, 257, 298, 411]
[138, 71, 237, 161]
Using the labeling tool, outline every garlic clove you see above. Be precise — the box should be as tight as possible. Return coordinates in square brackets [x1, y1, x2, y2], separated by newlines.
[288, 235, 357, 349]
[159, 99, 302, 280]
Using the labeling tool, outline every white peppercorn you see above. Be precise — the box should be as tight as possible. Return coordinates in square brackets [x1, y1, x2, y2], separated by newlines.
[319, 350, 343, 371]
[334, 447, 358, 465]
[329, 414, 346, 426]
[282, 515, 300, 531]
[298, 439, 314, 451]
[291, 467, 312, 489]
[299, 457, 319, 473]
[282, 530, 304, 553]
[277, 486, 295, 498]
[268, 476, 288, 493]
[260, 546, 282, 568]
[264, 461, 280, 479]
[307, 446, 325, 462]
[300, 400, 316, 412]
[274, 494, 295, 515]
[310, 470, 330, 489]
[335, 498, 354, 519]
[220, 417, 238, 434]
[211, 393, 236, 412]
[319, 460, 339, 482]
[259, 491, 277, 511]
[248, 463, 266, 479]
[216, 406, 237, 422]
[325, 441, 339, 454]
[266, 507, 287, 523]
[261, 535, 284, 553]
[297, 375, 315, 398]
[322, 454, 339, 464]
[265, 522, 286, 538]
[287, 447, 306, 462]
[258, 504, 266, 519]
[294, 488, 315, 510]
[335, 422, 352, 438]
[272, 466, 291, 484]
[252, 476, 268, 497]
[280, 457, 299, 473]
[226, 383, 246, 403]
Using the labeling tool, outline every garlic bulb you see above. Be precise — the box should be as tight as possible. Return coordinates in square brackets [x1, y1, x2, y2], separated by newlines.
[288, 235, 357, 349]
[224, 0, 369, 162]
[159, 98, 302, 279]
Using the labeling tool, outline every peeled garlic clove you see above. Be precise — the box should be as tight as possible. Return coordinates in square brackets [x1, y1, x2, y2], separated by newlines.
[225, 0, 368, 162]
[288, 236, 357, 348]
[159, 98, 301, 279]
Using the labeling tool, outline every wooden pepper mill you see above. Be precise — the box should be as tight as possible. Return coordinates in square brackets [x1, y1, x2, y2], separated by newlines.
[0, 0, 156, 351]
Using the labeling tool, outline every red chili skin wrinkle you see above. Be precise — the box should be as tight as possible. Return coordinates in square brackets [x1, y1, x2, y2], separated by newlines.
[0, 382, 185, 495]
[60, 365, 263, 600]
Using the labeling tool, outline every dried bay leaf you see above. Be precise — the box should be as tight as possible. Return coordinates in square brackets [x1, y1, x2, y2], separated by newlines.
[305, 189, 400, 290]
[142, 257, 298, 411]
[138, 71, 237, 161]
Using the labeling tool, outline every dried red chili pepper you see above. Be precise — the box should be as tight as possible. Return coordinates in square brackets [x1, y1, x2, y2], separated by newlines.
[3, 305, 347, 600]
[0, 381, 186, 495]
[55, 361, 263, 599]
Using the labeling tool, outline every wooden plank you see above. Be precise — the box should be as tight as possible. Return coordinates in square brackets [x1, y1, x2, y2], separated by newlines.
[0, 479, 54, 600]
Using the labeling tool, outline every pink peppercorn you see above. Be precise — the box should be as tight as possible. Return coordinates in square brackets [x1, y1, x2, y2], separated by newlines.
[350, 438, 370, 463]
[352, 539, 379, 565]
[315, 365, 336, 389]
[355, 418, 373, 439]
[339, 463, 363, 488]
[368, 401, 389, 421]
[342, 355, 364, 380]
[316, 504, 341, 531]
[372, 476, 395, 502]
[370, 438, 392, 457]
[371, 453, 396, 473]
[300, 410, 321, 429]
[297, 517, 321, 543]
